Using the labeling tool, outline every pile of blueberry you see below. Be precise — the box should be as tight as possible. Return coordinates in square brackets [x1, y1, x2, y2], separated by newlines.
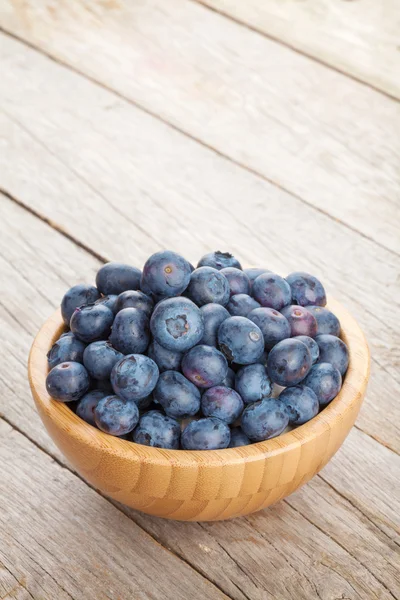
[46, 250, 349, 450]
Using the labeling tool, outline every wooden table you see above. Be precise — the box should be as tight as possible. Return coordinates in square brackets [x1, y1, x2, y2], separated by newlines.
[0, 2, 399, 598]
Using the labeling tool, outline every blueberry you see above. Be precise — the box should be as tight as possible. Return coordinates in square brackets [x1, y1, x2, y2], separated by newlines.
[109, 307, 150, 354]
[182, 345, 228, 388]
[267, 338, 312, 386]
[252, 273, 291, 310]
[115, 290, 154, 316]
[94, 395, 139, 436]
[221, 367, 235, 388]
[150, 297, 204, 352]
[316, 334, 349, 376]
[135, 394, 154, 411]
[59, 331, 74, 338]
[111, 354, 159, 401]
[94, 294, 118, 314]
[303, 363, 342, 405]
[229, 427, 250, 448]
[197, 251, 242, 271]
[241, 398, 289, 441]
[147, 340, 182, 372]
[201, 386, 244, 424]
[96, 262, 141, 295]
[70, 304, 114, 343]
[61, 284, 100, 325]
[218, 316, 264, 365]
[279, 386, 319, 425]
[235, 363, 272, 404]
[132, 410, 180, 449]
[280, 305, 318, 337]
[286, 272, 326, 307]
[227, 294, 261, 317]
[294, 336, 319, 364]
[76, 389, 107, 426]
[181, 417, 231, 450]
[47, 334, 86, 369]
[199, 303, 230, 346]
[186, 267, 230, 307]
[252, 350, 268, 366]
[307, 306, 341, 336]
[83, 341, 123, 380]
[46, 361, 90, 402]
[220, 267, 250, 296]
[154, 370, 201, 418]
[244, 268, 271, 291]
[141, 251, 191, 298]
[248, 307, 291, 350]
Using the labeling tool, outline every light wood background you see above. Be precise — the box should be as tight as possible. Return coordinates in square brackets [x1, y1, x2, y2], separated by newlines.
[0, 1, 399, 598]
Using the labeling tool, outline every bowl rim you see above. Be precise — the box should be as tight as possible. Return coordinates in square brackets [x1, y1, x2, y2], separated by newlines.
[29, 297, 370, 467]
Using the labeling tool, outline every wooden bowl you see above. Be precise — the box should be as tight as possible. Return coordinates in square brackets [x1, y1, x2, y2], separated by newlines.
[28, 298, 369, 521]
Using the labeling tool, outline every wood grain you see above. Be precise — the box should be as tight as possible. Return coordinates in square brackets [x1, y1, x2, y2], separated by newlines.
[0, 5, 399, 253]
[0, 192, 398, 597]
[0, 419, 229, 600]
[0, 35, 399, 452]
[196, 0, 400, 99]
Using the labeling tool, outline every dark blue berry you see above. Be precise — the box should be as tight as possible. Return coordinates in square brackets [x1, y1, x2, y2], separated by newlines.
[61, 284, 100, 325]
[227, 294, 261, 317]
[46, 361, 90, 402]
[76, 389, 107, 426]
[94, 294, 118, 314]
[47, 334, 86, 369]
[111, 354, 159, 401]
[248, 307, 291, 350]
[221, 367, 235, 388]
[235, 363, 272, 404]
[279, 385, 319, 425]
[241, 398, 289, 441]
[244, 268, 271, 291]
[201, 386, 244, 424]
[252, 273, 291, 310]
[96, 262, 141, 295]
[147, 340, 182, 372]
[280, 305, 318, 337]
[94, 395, 139, 436]
[307, 306, 341, 336]
[199, 303, 230, 346]
[83, 341, 123, 380]
[316, 334, 349, 376]
[182, 345, 228, 388]
[115, 290, 154, 316]
[109, 307, 150, 354]
[303, 363, 342, 405]
[229, 427, 250, 448]
[70, 304, 114, 343]
[294, 336, 319, 364]
[141, 251, 191, 298]
[150, 297, 204, 352]
[286, 272, 326, 307]
[181, 417, 231, 450]
[187, 267, 230, 307]
[218, 316, 264, 365]
[132, 410, 180, 449]
[267, 338, 312, 386]
[154, 370, 201, 418]
[220, 267, 250, 296]
[197, 251, 242, 271]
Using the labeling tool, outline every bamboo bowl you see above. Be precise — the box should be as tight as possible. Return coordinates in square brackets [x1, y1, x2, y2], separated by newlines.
[28, 298, 369, 521]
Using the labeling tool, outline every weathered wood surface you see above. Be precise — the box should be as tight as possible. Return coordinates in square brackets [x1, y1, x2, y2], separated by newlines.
[197, 0, 400, 100]
[0, 34, 399, 454]
[0, 3, 400, 254]
[0, 192, 399, 599]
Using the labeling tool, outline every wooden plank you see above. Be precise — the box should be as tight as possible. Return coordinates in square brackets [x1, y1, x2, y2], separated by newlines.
[0, 193, 399, 599]
[0, 35, 399, 452]
[0, 5, 399, 254]
[0, 420, 229, 600]
[196, 0, 400, 100]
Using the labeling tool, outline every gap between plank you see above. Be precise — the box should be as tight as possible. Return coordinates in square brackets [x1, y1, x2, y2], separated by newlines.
[0, 28, 398, 260]
[189, 0, 400, 104]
